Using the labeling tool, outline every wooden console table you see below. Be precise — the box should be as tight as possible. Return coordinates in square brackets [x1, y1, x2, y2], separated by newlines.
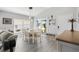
[56, 30, 79, 52]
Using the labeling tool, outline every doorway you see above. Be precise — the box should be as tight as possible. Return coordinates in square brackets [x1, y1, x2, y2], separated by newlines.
[14, 19, 30, 34]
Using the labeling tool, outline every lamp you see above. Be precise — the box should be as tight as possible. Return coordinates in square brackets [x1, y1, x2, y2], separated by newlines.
[68, 8, 77, 32]
[68, 19, 76, 32]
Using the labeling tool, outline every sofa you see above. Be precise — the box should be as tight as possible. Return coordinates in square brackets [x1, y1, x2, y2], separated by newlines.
[0, 31, 17, 52]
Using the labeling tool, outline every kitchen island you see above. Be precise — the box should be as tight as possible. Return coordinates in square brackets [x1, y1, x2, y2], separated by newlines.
[56, 30, 79, 52]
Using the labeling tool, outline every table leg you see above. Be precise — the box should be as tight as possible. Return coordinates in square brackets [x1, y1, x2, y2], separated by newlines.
[57, 40, 62, 52]
[32, 35, 34, 43]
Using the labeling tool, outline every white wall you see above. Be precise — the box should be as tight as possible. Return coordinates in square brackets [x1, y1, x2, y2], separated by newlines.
[36, 7, 75, 35]
[74, 8, 79, 31]
[56, 13, 73, 35]
[0, 11, 28, 31]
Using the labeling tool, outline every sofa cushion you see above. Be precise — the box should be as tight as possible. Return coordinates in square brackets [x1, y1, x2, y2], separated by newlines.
[0, 31, 5, 41]
[3, 35, 17, 51]
[7, 35, 17, 40]
[0, 41, 2, 49]
[0, 32, 13, 41]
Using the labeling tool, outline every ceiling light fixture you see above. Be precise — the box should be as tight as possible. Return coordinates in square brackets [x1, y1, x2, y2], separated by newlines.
[29, 7, 33, 10]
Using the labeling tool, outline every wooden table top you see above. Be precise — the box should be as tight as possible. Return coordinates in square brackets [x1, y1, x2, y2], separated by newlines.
[56, 30, 79, 45]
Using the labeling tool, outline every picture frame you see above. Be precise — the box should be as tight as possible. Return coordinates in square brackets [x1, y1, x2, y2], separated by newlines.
[3, 18, 12, 24]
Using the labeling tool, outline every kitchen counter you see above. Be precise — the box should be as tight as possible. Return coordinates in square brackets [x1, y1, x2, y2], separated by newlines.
[56, 30, 79, 52]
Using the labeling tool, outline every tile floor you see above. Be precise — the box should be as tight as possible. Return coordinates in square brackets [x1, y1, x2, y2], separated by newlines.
[15, 33, 58, 52]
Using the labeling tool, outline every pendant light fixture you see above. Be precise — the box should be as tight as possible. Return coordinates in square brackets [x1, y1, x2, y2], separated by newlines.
[68, 8, 77, 32]
[29, 7, 33, 10]
[28, 7, 34, 31]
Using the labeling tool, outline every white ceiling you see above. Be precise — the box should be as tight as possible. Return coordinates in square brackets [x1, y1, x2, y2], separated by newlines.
[0, 7, 76, 19]
[0, 7, 50, 17]
[37, 7, 74, 18]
